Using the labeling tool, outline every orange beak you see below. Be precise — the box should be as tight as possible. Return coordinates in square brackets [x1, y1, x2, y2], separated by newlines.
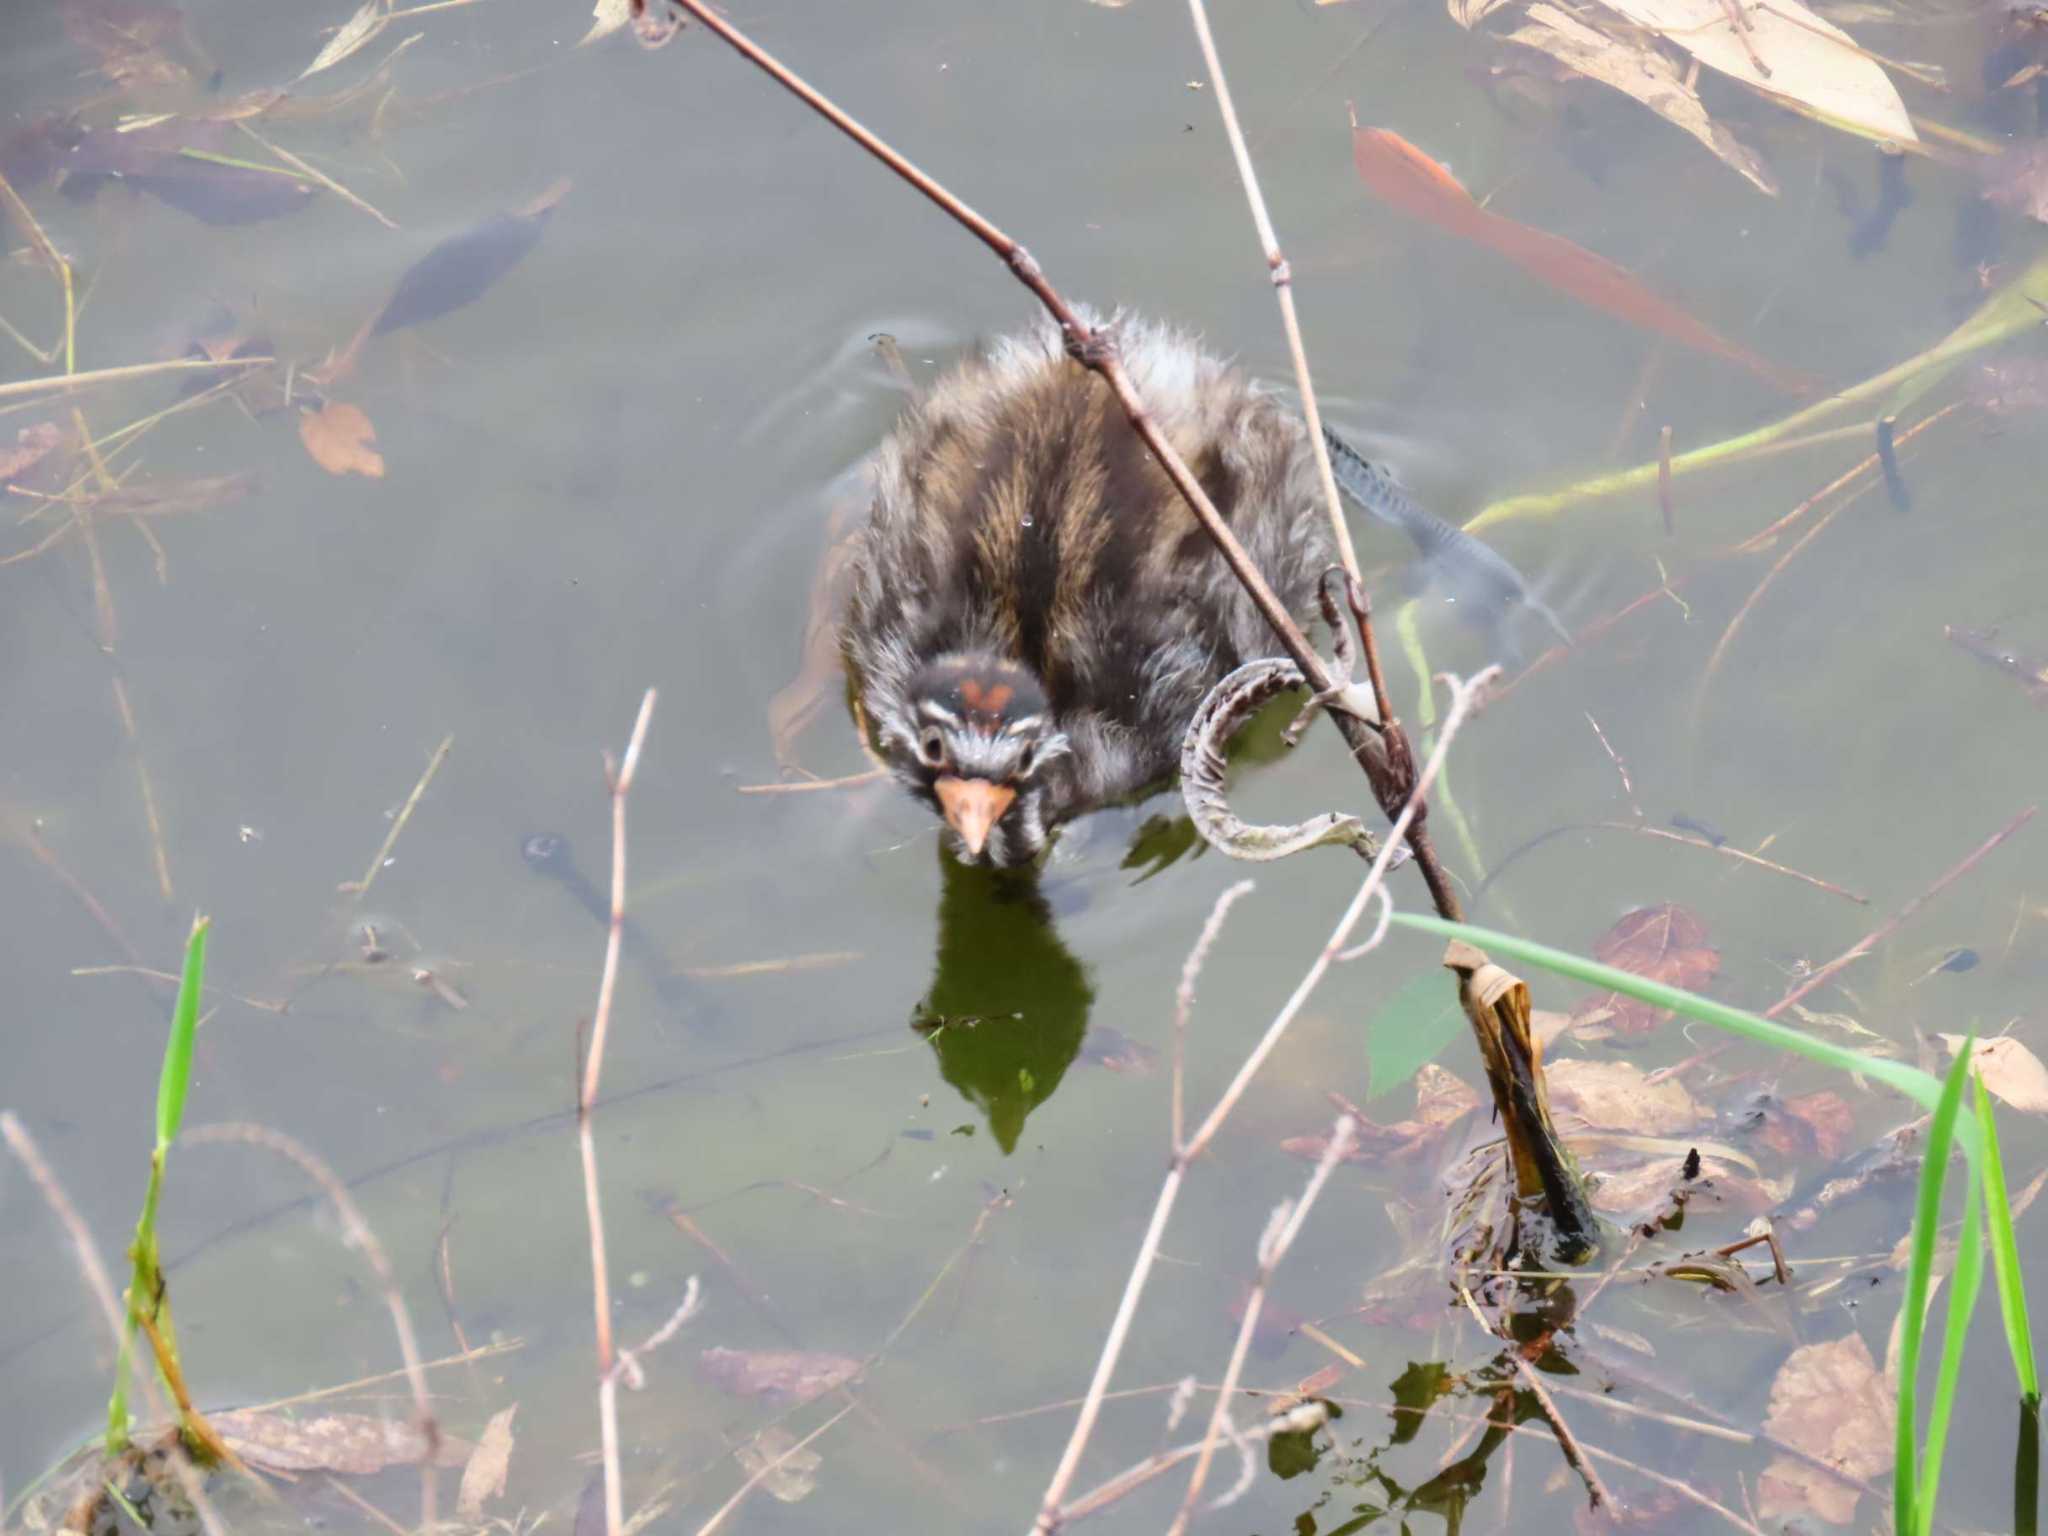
[934, 776, 1017, 859]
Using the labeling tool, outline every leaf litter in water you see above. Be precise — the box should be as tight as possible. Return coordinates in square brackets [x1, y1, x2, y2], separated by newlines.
[372, 178, 572, 337]
[63, 0, 207, 91]
[1567, 902, 1719, 1037]
[0, 423, 64, 488]
[63, 121, 317, 226]
[735, 1426, 823, 1503]
[209, 1408, 470, 1475]
[698, 1346, 862, 1406]
[1757, 1332, 1893, 1526]
[301, 0, 391, 80]
[1499, 3, 1778, 193]
[299, 400, 385, 478]
[1982, 141, 2048, 224]
[1584, 0, 1915, 145]
[1349, 125, 1811, 392]
[1939, 1032, 2048, 1112]
[455, 1404, 516, 1518]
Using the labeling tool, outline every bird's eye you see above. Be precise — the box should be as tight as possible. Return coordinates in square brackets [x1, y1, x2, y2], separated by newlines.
[917, 726, 947, 768]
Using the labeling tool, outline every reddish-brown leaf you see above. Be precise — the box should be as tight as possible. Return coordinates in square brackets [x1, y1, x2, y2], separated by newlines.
[1757, 1333, 1892, 1525]
[698, 1346, 861, 1406]
[1571, 903, 1719, 1035]
[299, 400, 384, 478]
[1350, 126, 1808, 393]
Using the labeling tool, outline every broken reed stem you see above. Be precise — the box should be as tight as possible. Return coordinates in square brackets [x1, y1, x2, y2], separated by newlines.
[0, 356, 274, 405]
[184, 1122, 438, 1530]
[578, 688, 658, 1536]
[342, 733, 454, 899]
[1457, 1283, 1613, 1510]
[0, 1114, 229, 1536]
[1167, 1115, 1358, 1534]
[656, 0, 1455, 919]
[1173, 880, 1256, 1154]
[1030, 670, 1495, 1535]
[1182, 0, 1358, 587]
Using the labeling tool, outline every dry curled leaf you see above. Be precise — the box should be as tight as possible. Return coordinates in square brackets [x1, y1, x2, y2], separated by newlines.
[699, 1346, 862, 1406]
[1940, 1033, 2048, 1113]
[1757, 1333, 1893, 1525]
[299, 400, 384, 478]
[581, 0, 632, 43]
[456, 1404, 517, 1517]
[1547, 1057, 1704, 1134]
[212, 1409, 469, 1475]
[1571, 903, 1718, 1035]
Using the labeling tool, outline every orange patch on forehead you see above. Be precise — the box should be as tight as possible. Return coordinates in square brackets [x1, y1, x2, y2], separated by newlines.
[958, 679, 1015, 717]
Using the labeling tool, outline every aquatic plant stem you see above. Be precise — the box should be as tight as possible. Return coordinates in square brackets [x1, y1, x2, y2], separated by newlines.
[1028, 671, 1491, 1534]
[577, 688, 657, 1536]
[1458, 1283, 1613, 1508]
[1183, 0, 1358, 587]
[654, 0, 1465, 922]
[1166, 1115, 1357, 1534]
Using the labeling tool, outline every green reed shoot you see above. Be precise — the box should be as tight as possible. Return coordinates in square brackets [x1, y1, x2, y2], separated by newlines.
[106, 913, 208, 1455]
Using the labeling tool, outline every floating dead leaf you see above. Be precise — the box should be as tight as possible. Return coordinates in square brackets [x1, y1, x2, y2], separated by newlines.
[1351, 126, 1807, 391]
[1503, 4, 1777, 193]
[456, 1404, 516, 1517]
[1757, 1333, 1893, 1525]
[1779, 1088, 1855, 1159]
[735, 1427, 822, 1503]
[1939, 1033, 2048, 1112]
[1983, 143, 2048, 224]
[699, 1346, 862, 1406]
[1569, 903, 1718, 1036]
[1586, 0, 1915, 145]
[582, 0, 633, 43]
[212, 1409, 470, 1475]
[1547, 1058, 1704, 1135]
[1593, 1148, 1791, 1214]
[371, 179, 571, 337]
[0, 423, 63, 488]
[302, 0, 389, 80]
[299, 401, 385, 478]
[1281, 1065, 1482, 1163]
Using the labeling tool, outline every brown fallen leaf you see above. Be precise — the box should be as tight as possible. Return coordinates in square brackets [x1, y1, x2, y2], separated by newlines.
[1983, 143, 2048, 224]
[63, 0, 202, 89]
[1280, 1065, 1482, 1163]
[456, 1404, 517, 1517]
[1351, 126, 1810, 392]
[1940, 1033, 2048, 1113]
[699, 1346, 862, 1406]
[1590, 1149, 1791, 1215]
[211, 1409, 470, 1475]
[299, 400, 384, 478]
[1547, 1057, 1704, 1135]
[1757, 1333, 1893, 1525]
[0, 423, 63, 487]
[1571, 903, 1719, 1036]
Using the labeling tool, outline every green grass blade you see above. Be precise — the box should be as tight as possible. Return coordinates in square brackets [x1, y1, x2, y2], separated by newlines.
[1896, 1038, 1975, 1535]
[156, 915, 208, 1152]
[1917, 1154, 1986, 1536]
[1384, 914, 1946, 1111]
[1975, 1071, 2041, 1403]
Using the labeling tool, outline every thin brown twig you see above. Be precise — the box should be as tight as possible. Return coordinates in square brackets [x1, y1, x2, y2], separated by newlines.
[1584, 712, 1641, 820]
[1167, 1115, 1357, 1533]
[341, 732, 454, 898]
[16, 820, 147, 965]
[1030, 670, 1495, 1535]
[1457, 1283, 1613, 1509]
[1182, 0, 1356, 587]
[1475, 819, 1869, 906]
[578, 688, 657, 1536]
[734, 767, 887, 794]
[185, 1122, 438, 1530]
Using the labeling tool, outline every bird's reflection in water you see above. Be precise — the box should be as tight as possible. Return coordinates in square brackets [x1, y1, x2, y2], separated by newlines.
[912, 846, 1093, 1154]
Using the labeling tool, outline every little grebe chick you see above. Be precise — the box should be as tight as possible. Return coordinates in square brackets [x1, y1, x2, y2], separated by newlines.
[842, 313, 1333, 868]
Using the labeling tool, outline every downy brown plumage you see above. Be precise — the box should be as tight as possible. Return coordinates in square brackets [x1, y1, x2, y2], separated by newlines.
[842, 312, 1333, 867]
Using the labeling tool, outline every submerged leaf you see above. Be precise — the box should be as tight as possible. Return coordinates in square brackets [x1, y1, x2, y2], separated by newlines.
[1503, 4, 1777, 194]
[1757, 1333, 1893, 1525]
[299, 401, 385, 478]
[0, 423, 64, 488]
[456, 1405, 516, 1517]
[212, 1409, 469, 1474]
[1350, 126, 1807, 390]
[373, 179, 572, 336]
[63, 0, 198, 89]
[301, 0, 389, 80]
[1571, 903, 1719, 1035]
[735, 1427, 822, 1502]
[1982, 142, 2048, 224]
[1547, 1057, 1704, 1134]
[1586, 0, 1915, 144]
[699, 1346, 861, 1406]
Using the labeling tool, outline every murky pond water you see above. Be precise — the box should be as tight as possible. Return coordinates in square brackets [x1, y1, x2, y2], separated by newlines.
[4, 0, 2046, 1530]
